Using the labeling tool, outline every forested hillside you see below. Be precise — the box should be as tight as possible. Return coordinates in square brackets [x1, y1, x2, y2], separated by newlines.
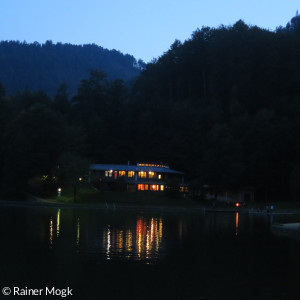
[0, 41, 144, 95]
[131, 14, 300, 200]
[1, 14, 300, 201]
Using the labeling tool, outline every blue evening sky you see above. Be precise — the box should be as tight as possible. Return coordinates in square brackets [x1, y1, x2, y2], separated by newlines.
[0, 0, 298, 62]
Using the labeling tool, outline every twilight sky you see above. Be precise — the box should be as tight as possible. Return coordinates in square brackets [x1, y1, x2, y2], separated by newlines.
[0, 0, 298, 62]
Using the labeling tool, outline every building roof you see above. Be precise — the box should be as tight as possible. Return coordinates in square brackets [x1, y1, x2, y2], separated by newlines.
[90, 164, 184, 175]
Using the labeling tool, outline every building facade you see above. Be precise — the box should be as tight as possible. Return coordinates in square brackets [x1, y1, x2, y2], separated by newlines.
[90, 163, 186, 193]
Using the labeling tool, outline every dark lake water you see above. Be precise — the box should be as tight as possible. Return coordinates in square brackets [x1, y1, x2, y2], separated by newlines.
[0, 206, 300, 300]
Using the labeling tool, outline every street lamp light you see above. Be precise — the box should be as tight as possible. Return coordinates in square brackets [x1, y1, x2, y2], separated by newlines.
[57, 188, 62, 197]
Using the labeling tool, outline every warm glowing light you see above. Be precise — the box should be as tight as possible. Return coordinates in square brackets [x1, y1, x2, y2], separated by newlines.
[138, 184, 144, 191]
[101, 217, 165, 261]
[148, 171, 155, 178]
[150, 184, 159, 191]
[49, 218, 53, 246]
[137, 163, 167, 168]
[116, 230, 124, 253]
[146, 227, 150, 258]
[79, 177, 82, 181]
[56, 209, 60, 237]
[128, 171, 135, 177]
[236, 202, 240, 207]
[136, 219, 144, 258]
[135, 217, 164, 260]
[139, 171, 147, 178]
[160, 185, 164, 191]
[57, 188, 61, 192]
[158, 174, 162, 180]
[138, 184, 150, 191]
[125, 229, 133, 258]
[105, 170, 114, 177]
[235, 212, 239, 236]
[118, 171, 125, 177]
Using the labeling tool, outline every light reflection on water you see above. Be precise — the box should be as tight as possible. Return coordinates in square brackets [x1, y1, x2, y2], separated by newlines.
[1, 207, 300, 299]
[49, 217, 53, 247]
[235, 212, 239, 236]
[44, 208, 251, 264]
[56, 208, 60, 237]
[48, 210, 165, 262]
[41, 208, 300, 265]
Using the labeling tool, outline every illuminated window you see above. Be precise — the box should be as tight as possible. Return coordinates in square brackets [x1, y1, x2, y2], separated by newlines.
[150, 185, 159, 191]
[128, 171, 135, 177]
[114, 171, 118, 179]
[119, 171, 126, 177]
[148, 171, 155, 178]
[105, 170, 113, 177]
[160, 185, 164, 191]
[158, 174, 162, 180]
[180, 186, 184, 192]
[138, 171, 147, 178]
[138, 184, 145, 191]
[137, 184, 149, 191]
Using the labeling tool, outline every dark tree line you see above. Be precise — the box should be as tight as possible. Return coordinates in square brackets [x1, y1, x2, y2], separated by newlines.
[0, 40, 144, 96]
[131, 15, 300, 201]
[1, 15, 300, 201]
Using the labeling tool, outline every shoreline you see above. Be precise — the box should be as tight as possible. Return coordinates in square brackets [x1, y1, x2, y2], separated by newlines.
[1, 198, 300, 215]
[0, 198, 206, 213]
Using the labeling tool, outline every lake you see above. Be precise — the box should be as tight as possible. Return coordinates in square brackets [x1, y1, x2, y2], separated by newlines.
[0, 206, 300, 299]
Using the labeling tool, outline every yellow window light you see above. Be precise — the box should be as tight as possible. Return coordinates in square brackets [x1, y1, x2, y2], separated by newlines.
[148, 171, 155, 178]
[128, 171, 135, 177]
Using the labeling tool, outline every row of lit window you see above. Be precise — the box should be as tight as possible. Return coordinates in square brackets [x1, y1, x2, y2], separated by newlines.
[105, 170, 134, 177]
[105, 170, 162, 179]
[137, 163, 167, 168]
[138, 184, 164, 191]
[139, 171, 158, 178]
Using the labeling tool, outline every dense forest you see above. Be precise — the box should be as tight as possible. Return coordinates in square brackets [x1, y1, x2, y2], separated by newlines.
[0, 40, 144, 95]
[1, 14, 300, 201]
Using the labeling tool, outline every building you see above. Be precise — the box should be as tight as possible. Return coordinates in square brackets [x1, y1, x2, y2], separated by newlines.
[89, 163, 186, 193]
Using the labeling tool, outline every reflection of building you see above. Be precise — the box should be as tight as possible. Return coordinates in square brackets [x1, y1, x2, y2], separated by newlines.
[102, 217, 163, 261]
[90, 163, 186, 193]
